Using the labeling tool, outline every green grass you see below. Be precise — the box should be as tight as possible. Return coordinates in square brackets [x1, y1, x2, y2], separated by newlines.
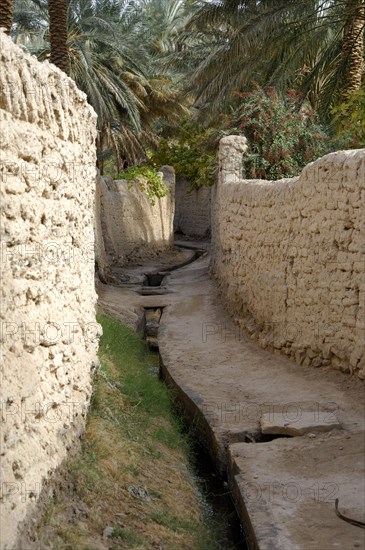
[34, 314, 238, 550]
[149, 510, 197, 532]
[110, 527, 144, 546]
[96, 314, 191, 457]
[98, 314, 175, 416]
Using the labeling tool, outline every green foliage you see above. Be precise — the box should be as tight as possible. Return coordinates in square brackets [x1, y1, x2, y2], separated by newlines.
[150, 122, 218, 189]
[118, 165, 170, 205]
[187, 0, 365, 120]
[110, 527, 144, 546]
[221, 86, 329, 180]
[13, 0, 188, 166]
[331, 89, 365, 149]
[151, 88, 329, 185]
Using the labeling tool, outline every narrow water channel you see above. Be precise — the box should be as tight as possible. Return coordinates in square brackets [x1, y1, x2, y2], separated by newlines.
[143, 250, 249, 549]
[188, 435, 249, 549]
[146, 344, 249, 550]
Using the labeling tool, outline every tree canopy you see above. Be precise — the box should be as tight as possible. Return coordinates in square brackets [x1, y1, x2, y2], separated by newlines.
[6, 0, 365, 176]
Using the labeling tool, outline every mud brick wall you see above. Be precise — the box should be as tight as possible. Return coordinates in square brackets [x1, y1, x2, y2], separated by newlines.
[0, 32, 99, 547]
[97, 166, 175, 267]
[174, 176, 211, 238]
[211, 135, 365, 379]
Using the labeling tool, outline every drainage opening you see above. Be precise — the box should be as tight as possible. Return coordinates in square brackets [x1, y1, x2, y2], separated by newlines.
[144, 249, 205, 289]
[245, 433, 293, 443]
[146, 272, 167, 287]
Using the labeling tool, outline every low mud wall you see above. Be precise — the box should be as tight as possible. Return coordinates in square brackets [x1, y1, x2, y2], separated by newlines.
[211, 136, 365, 378]
[174, 176, 211, 238]
[96, 167, 175, 269]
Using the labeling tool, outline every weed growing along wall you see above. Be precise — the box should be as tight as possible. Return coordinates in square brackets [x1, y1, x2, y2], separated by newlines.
[0, 33, 99, 547]
[211, 136, 365, 379]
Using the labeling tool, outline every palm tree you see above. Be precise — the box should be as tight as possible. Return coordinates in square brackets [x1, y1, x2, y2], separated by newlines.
[0, 0, 13, 34]
[341, 0, 365, 98]
[66, 0, 187, 167]
[12, 0, 47, 45]
[187, 0, 365, 116]
[138, 0, 189, 54]
[12, 0, 187, 169]
[48, 0, 70, 74]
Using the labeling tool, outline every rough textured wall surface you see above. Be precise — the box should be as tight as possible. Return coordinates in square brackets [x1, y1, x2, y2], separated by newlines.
[174, 176, 211, 238]
[97, 166, 175, 267]
[94, 173, 110, 282]
[211, 136, 365, 379]
[0, 33, 99, 548]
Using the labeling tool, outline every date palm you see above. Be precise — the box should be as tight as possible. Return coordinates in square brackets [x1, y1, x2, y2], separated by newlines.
[13, 0, 187, 167]
[48, 0, 69, 74]
[0, 0, 13, 33]
[138, 0, 189, 54]
[188, 0, 364, 116]
[341, 0, 365, 98]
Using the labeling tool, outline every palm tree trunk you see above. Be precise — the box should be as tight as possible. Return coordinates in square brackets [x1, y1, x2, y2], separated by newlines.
[48, 0, 70, 75]
[341, 0, 365, 99]
[0, 0, 13, 34]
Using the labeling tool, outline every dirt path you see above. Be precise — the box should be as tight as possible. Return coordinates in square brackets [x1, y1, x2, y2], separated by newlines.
[98, 250, 365, 550]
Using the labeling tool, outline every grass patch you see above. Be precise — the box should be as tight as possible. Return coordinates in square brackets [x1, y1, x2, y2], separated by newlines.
[34, 314, 235, 549]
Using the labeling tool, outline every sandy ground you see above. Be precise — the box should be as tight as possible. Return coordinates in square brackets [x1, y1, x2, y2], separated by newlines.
[98, 248, 365, 550]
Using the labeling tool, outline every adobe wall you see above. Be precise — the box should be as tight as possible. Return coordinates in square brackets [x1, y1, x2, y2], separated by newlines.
[97, 166, 175, 267]
[0, 33, 99, 547]
[211, 136, 365, 378]
[174, 176, 211, 238]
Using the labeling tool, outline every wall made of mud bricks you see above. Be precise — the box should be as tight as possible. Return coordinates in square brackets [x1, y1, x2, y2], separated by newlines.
[0, 33, 99, 547]
[97, 166, 175, 267]
[211, 135, 365, 379]
[174, 176, 211, 238]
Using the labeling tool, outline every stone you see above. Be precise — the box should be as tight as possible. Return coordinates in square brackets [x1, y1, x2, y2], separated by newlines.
[145, 309, 162, 323]
[127, 485, 151, 501]
[260, 410, 341, 436]
[312, 357, 323, 368]
[103, 526, 115, 539]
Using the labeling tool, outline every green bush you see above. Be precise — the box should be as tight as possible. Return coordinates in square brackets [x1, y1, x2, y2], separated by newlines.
[150, 122, 218, 189]
[117, 165, 169, 205]
[331, 89, 365, 149]
[221, 86, 329, 180]
[150, 87, 329, 187]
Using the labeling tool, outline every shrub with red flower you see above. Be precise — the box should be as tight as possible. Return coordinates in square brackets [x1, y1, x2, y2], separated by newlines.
[220, 85, 328, 180]
[150, 85, 329, 189]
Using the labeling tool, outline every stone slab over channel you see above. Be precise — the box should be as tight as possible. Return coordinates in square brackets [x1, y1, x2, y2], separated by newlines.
[228, 434, 365, 550]
[260, 407, 342, 436]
